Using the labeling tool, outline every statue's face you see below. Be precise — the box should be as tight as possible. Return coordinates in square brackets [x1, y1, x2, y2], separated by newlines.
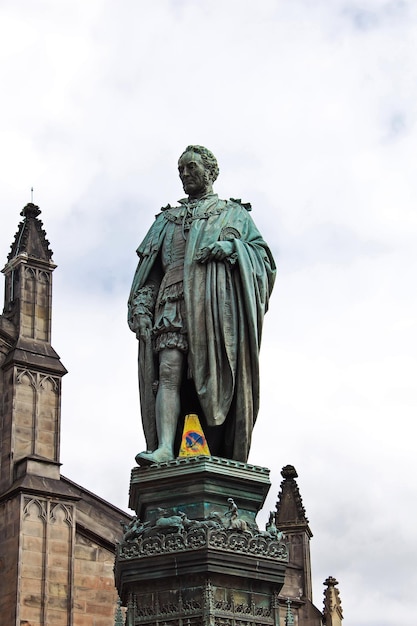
[178, 152, 211, 198]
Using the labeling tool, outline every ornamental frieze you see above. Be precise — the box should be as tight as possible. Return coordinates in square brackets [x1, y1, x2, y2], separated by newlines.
[118, 501, 288, 562]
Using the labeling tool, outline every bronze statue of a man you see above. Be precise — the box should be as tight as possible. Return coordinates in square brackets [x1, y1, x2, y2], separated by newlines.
[128, 145, 276, 465]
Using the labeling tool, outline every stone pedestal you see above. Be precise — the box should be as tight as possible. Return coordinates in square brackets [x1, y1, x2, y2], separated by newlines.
[115, 457, 288, 626]
[129, 456, 271, 525]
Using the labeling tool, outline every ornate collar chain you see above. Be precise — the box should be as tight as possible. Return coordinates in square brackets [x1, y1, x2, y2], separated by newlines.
[163, 195, 224, 237]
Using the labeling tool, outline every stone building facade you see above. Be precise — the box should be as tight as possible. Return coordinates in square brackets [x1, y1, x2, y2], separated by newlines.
[0, 203, 131, 626]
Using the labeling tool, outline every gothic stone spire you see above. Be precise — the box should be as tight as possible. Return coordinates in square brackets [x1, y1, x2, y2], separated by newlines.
[0, 203, 66, 491]
[8, 203, 53, 262]
[275, 464, 310, 530]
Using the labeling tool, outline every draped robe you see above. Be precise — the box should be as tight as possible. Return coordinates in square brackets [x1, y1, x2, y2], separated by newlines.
[128, 195, 276, 462]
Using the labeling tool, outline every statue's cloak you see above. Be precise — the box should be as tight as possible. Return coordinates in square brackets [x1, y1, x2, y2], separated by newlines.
[128, 197, 276, 462]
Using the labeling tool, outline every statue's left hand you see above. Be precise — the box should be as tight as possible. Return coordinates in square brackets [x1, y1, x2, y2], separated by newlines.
[197, 241, 234, 263]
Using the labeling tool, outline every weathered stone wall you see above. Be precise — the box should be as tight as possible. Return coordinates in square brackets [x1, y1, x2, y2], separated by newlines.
[34, 373, 60, 460]
[19, 496, 74, 626]
[13, 369, 61, 465]
[21, 266, 51, 342]
[0, 497, 20, 624]
[13, 370, 35, 461]
[0, 493, 122, 626]
[0, 367, 15, 489]
[0, 367, 61, 491]
[73, 533, 120, 626]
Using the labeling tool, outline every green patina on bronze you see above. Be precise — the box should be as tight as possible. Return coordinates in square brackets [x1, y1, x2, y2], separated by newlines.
[128, 146, 276, 465]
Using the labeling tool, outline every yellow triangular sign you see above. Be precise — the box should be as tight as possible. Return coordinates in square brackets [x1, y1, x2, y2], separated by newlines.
[179, 414, 211, 457]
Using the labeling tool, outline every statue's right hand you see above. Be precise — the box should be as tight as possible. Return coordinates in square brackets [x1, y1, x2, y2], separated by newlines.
[136, 315, 153, 341]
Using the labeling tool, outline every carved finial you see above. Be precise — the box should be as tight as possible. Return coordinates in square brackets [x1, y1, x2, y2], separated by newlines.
[20, 202, 41, 219]
[281, 464, 298, 479]
[323, 576, 343, 625]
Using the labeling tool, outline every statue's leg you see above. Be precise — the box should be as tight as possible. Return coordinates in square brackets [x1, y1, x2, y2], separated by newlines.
[155, 347, 184, 452]
[136, 347, 184, 465]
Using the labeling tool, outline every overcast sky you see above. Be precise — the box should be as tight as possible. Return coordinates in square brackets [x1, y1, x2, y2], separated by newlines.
[1, 1, 416, 624]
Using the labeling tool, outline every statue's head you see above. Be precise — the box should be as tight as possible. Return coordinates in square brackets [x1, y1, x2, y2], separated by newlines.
[178, 145, 219, 198]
